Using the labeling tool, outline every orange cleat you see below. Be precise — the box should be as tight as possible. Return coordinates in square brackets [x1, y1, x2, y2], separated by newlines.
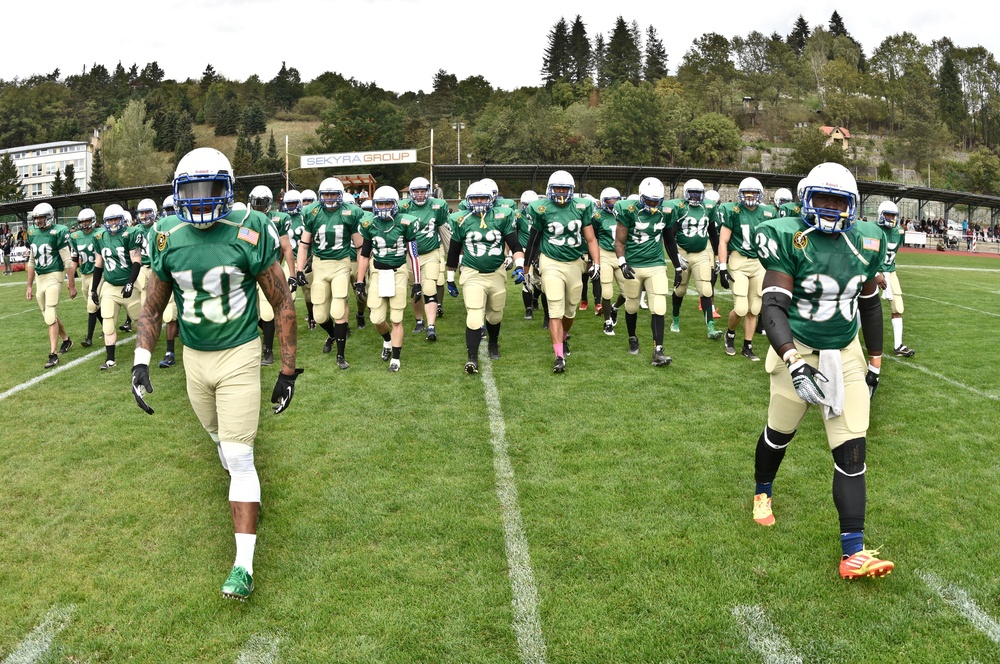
[753, 493, 774, 526]
[839, 549, 894, 579]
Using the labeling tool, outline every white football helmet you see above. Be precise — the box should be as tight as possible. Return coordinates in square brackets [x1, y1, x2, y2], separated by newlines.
[800, 162, 859, 233]
[599, 187, 621, 213]
[773, 188, 793, 207]
[318, 177, 346, 210]
[137, 198, 158, 227]
[683, 179, 705, 206]
[283, 190, 302, 214]
[173, 147, 235, 226]
[103, 204, 126, 235]
[372, 186, 399, 221]
[77, 208, 97, 231]
[796, 178, 807, 201]
[466, 180, 493, 215]
[737, 177, 763, 208]
[248, 185, 273, 213]
[361, 199, 372, 211]
[232, 202, 247, 211]
[301, 189, 317, 206]
[409, 177, 431, 206]
[162, 194, 176, 217]
[546, 170, 575, 205]
[519, 190, 539, 211]
[123, 210, 134, 226]
[637, 177, 665, 213]
[481, 178, 500, 203]
[627, 193, 640, 201]
[704, 190, 720, 204]
[31, 202, 55, 230]
[877, 200, 900, 228]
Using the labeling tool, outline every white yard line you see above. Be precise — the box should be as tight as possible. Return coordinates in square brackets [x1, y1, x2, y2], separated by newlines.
[899, 265, 1000, 273]
[0, 307, 35, 321]
[1, 605, 75, 664]
[479, 350, 548, 664]
[919, 571, 1000, 644]
[0, 335, 137, 402]
[884, 356, 1000, 401]
[904, 293, 1000, 318]
[731, 605, 803, 664]
[235, 634, 280, 664]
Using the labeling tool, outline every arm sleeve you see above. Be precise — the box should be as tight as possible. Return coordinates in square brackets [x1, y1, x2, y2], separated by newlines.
[446, 239, 462, 270]
[91, 266, 103, 294]
[858, 289, 884, 355]
[524, 227, 540, 265]
[360, 237, 373, 259]
[761, 287, 795, 354]
[503, 232, 523, 254]
[708, 219, 720, 255]
[127, 261, 142, 285]
[662, 223, 681, 268]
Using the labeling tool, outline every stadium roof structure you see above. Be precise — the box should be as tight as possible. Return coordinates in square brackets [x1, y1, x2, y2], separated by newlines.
[435, 164, 1000, 222]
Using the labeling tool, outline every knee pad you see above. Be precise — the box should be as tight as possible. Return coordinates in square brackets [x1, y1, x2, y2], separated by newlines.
[313, 301, 331, 324]
[423, 294, 437, 304]
[833, 437, 866, 476]
[221, 442, 260, 503]
[762, 426, 795, 449]
[330, 297, 347, 322]
[102, 317, 117, 337]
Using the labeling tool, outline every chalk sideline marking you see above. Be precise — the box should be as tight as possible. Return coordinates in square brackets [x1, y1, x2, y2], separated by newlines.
[0, 335, 137, 402]
[900, 265, 1000, 273]
[732, 605, 803, 664]
[885, 356, 999, 401]
[1, 604, 75, 664]
[0, 307, 35, 321]
[479, 350, 548, 664]
[919, 571, 1000, 644]
[904, 293, 1000, 318]
[235, 633, 280, 664]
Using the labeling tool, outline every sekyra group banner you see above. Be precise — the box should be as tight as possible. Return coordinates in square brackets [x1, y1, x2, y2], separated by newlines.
[300, 149, 417, 169]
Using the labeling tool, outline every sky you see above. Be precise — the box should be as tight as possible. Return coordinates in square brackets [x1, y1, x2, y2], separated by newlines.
[4, 1, 998, 94]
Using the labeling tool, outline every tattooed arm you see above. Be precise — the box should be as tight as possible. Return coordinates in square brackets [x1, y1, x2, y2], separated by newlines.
[136, 271, 172, 353]
[257, 261, 297, 374]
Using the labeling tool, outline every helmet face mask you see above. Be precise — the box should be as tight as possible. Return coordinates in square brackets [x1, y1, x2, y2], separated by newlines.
[466, 181, 493, 215]
[173, 148, 235, 226]
[103, 204, 126, 235]
[877, 201, 899, 228]
[683, 179, 704, 206]
[409, 177, 431, 206]
[32, 203, 55, 230]
[162, 195, 176, 218]
[300, 190, 317, 207]
[547, 170, 575, 206]
[599, 187, 621, 213]
[519, 189, 538, 212]
[283, 190, 302, 214]
[318, 178, 344, 210]
[738, 177, 763, 208]
[137, 198, 158, 227]
[249, 185, 273, 213]
[801, 163, 859, 234]
[637, 177, 665, 213]
[774, 188, 793, 207]
[77, 208, 97, 232]
[372, 186, 399, 221]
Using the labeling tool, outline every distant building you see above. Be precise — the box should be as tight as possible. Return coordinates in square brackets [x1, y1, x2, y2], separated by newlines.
[820, 126, 851, 151]
[0, 140, 93, 199]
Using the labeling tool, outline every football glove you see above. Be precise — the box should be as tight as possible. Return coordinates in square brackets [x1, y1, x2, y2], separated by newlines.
[121, 282, 134, 298]
[786, 354, 827, 406]
[91, 290, 100, 306]
[865, 364, 880, 399]
[719, 264, 731, 289]
[304, 256, 313, 273]
[588, 263, 601, 284]
[353, 281, 367, 299]
[286, 276, 298, 293]
[271, 367, 304, 414]
[411, 283, 422, 300]
[674, 267, 684, 289]
[131, 364, 155, 415]
[621, 262, 636, 280]
[295, 271, 308, 287]
[678, 255, 689, 271]
[447, 281, 459, 297]
[501, 255, 514, 271]
[512, 267, 525, 284]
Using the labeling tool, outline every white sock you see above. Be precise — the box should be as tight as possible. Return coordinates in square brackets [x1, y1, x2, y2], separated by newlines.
[235, 533, 256, 575]
[892, 317, 903, 348]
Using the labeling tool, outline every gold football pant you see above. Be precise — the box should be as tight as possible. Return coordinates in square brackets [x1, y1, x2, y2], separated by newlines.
[539, 254, 585, 319]
[674, 246, 714, 299]
[459, 267, 507, 330]
[184, 338, 262, 447]
[623, 265, 669, 316]
[99, 281, 141, 337]
[34, 272, 64, 326]
[729, 252, 764, 317]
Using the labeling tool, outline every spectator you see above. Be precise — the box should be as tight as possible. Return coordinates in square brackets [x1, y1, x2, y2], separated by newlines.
[433, 182, 445, 199]
[2, 234, 12, 276]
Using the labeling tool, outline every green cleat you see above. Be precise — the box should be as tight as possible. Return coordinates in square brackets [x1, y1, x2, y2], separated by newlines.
[221, 565, 254, 601]
[670, 316, 680, 333]
[707, 321, 723, 340]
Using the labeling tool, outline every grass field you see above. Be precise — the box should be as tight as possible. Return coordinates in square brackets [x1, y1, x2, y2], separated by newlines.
[2, 249, 1000, 662]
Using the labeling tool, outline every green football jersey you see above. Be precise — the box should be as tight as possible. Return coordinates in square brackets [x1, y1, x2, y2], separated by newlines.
[268, 211, 291, 238]
[301, 201, 363, 261]
[721, 203, 778, 259]
[150, 209, 278, 352]
[450, 208, 516, 273]
[612, 199, 673, 268]
[778, 202, 801, 218]
[514, 208, 532, 250]
[136, 224, 157, 266]
[285, 212, 306, 257]
[358, 213, 419, 269]
[94, 227, 141, 286]
[756, 218, 886, 350]
[28, 224, 71, 274]
[399, 197, 449, 255]
[667, 198, 717, 254]
[591, 208, 617, 252]
[526, 197, 595, 262]
[879, 225, 903, 273]
[69, 229, 98, 275]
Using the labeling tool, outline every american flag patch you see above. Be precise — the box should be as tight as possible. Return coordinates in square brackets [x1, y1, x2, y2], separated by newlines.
[862, 237, 880, 251]
[238, 227, 260, 246]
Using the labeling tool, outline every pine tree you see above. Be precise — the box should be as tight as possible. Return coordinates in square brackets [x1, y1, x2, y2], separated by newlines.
[938, 51, 966, 139]
[604, 17, 642, 86]
[0, 152, 25, 202]
[173, 113, 196, 168]
[643, 25, 669, 81]
[240, 102, 268, 135]
[593, 33, 607, 87]
[63, 164, 80, 194]
[828, 11, 847, 37]
[215, 104, 240, 136]
[567, 15, 591, 84]
[260, 130, 284, 173]
[50, 168, 65, 196]
[786, 15, 810, 56]
[232, 132, 253, 176]
[88, 149, 116, 190]
[541, 17, 571, 86]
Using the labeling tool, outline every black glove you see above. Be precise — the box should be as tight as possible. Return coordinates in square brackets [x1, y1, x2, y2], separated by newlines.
[131, 364, 155, 415]
[91, 290, 100, 306]
[271, 368, 304, 414]
[673, 267, 684, 289]
[353, 281, 367, 299]
[304, 256, 313, 274]
[588, 263, 601, 284]
[295, 270, 308, 287]
[411, 283, 422, 300]
[447, 281, 459, 297]
[866, 365, 880, 399]
[719, 267, 731, 290]
[122, 282, 134, 298]
[286, 276, 298, 293]
[787, 355, 828, 406]
[621, 262, 636, 280]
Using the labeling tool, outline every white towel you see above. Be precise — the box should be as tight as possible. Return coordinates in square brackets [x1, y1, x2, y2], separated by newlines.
[817, 350, 845, 420]
[881, 272, 894, 300]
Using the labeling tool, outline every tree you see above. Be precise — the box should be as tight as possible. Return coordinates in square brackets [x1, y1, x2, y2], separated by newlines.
[828, 11, 847, 37]
[786, 15, 810, 56]
[267, 62, 304, 111]
[454, 75, 494, 123]
[240, 101, 268, 135]
[682, 113, 741, 167]
[567, 15, 591, 84]
[173, 113, 196, 167]
[0, 152, 25, 202]
[50, 168, 65, 196]
[315, 87, 406, 179]
[201, 64, 219, 92]
[101, 100, 165, 187]
[541, 17, 570, 86]
[786, 127, 849, 173]
[938, 51, 966, 140]
[599, 82, 680, 165]
[88, 148, 115, 190]
[62, 164, 80, 194]
[604, 17, 642, 87]
[962, 146, 1000, 193]
[643, 26, 669, 82]
[215, 103, 240, 136]
[592, 33, 607, 87]
[259, 130, 284, 173]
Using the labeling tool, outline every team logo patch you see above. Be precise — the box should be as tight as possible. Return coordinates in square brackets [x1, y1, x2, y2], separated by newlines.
[156, 232, 168, 251]
[627, 205, 635, 212]
[537, 205, 546, 213]
[237, 227, 260, 246]
[361, 220, 370, 228]
[792, 231, 808, 250]
[863, 237, 881, 251]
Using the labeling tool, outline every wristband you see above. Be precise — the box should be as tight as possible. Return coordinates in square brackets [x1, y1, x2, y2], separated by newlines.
[134, 348, 152, 367]
[514, 257, 524, 268]
[782, 349, 803, 369]
[718, 262, 727, 271]
[867, 363, 881, 375]
[446, 270, 456, 282]
[617, 255, 627, 266]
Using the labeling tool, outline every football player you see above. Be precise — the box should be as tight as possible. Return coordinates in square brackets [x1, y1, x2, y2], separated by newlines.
[718, 176, 777, 360]
[295, 178, 364, 369]
[753, 162, 893, 580]
[774, 188, 799, 218]
[249, 185, 295, 366]
[516, 190, 542, 320]
[25, 202, 76, 368]
[354, 186, 421, 372]
[135, 198, 158, 306]
[283, 189, 315, 329]
[161, 194, 176, 218]
[131, 147, 301, 601]
[874, 201, 915, 357]
[614, 177, 683, 366]
[594, 187, 627, 335]
[668, 179, 723, 340]
[90, 204, 143, 370]
[157, 197, 181, 367]
[523, 170, 601, 373]
[300, 189, 317, 208]
[399, 176, 449, 340]
[70, 208, 100, 348]
[446, 181, 525, 373]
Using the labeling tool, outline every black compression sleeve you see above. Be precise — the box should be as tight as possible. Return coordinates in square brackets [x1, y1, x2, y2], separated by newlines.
[761, 287, 795, 355]
[360, 237, 373, 259]
[524, 228, 540, 265]
[127, 261, 141, 286]
[708, 219, 720, 255]
[663, 224, 681, 269]
[858, 291, 884, 355]
[91, 266, 103, 295]
[503, 232, 523, 255]
[446, 238, 462, 270]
